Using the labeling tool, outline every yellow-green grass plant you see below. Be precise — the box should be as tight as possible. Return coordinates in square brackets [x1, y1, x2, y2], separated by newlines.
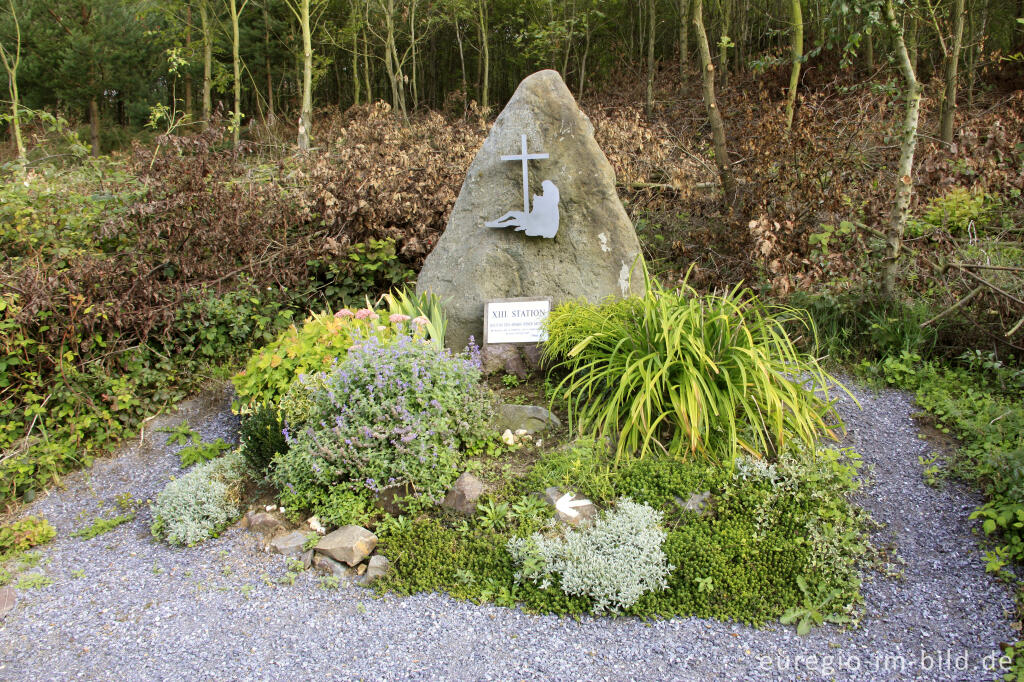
[542, 270, 848, 466]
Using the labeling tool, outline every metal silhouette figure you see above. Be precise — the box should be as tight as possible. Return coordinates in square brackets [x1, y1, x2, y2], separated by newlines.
[485, 134, 560, 238]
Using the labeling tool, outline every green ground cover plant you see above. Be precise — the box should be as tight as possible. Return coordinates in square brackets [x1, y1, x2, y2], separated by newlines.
[375, 439, 873, 625]
[543, 270, 845, 466]
[150, 449, 248, 546]
[71, 513, 135, 540]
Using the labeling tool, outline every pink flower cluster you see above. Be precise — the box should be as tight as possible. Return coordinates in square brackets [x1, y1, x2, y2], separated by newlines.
[389, 314, 411, 324]
[334, 309, 355, 319]
[355, 308, 379, 321]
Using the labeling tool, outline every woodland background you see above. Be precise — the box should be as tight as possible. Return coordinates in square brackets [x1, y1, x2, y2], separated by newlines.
[0, 0, 1022, 504]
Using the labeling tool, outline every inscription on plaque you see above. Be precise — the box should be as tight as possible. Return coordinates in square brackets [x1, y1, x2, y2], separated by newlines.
[483, 298, 551, 345]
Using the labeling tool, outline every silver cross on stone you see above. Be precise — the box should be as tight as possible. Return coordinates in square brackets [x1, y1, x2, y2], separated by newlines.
[503, 134, 549, 214]
[484, 134, 561, 239]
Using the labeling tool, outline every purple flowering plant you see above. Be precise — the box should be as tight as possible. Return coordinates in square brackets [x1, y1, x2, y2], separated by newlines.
[270, 331, 492, 512]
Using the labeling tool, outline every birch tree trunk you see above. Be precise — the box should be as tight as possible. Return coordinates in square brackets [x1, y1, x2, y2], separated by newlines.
[785, 0, 802, 132]
[939, 0, 965, 146]
[0, 0, 24, 161]
[185, 5, 193, 120]
[264, 1, 276, 125]
[229, 0, 245, 146]
[694, 0, 736, 207]
[646, 0, 656, 116]
[479, 0, 489, 111]
[200, 0, 212, 130]
[297, 0, 312, 150]
[89, 98, 100, 157]
[883, 0, 924, 298]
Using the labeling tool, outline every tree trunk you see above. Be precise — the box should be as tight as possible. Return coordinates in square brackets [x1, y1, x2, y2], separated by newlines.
[865, 31, 874, 72]
[479, 0, 489, 111]
[352, 29, 361, 106]
[298, 0, 312, 150]
[230, 0, 244, 146]
[362, 27, 371, 102]
[200, 0, 212, 129]
[678, 0, 690, 76]
[646, 0, 656, 116]
[410, 1, 418, 111]
[907, 13, 918, 74]
[89, 97, 100, 157]
[455, 19, 468, 99]
[264, 1, 276, 125]
[785, 0, 802, 132]
[578, 16, 591, 101]
[185, 5, 193, 120]
[694, 0, 736, 207]
[0, 0, 24, 162]
[939, 0, 965, 147]
[882, 0, 923, 298]
[718, 0, 730, 88]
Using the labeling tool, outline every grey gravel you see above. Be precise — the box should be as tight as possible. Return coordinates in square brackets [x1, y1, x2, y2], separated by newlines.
[0, 378, 1016, 681]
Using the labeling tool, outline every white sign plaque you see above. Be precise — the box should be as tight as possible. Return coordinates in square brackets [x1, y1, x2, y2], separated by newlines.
[483, 297, 551, 345]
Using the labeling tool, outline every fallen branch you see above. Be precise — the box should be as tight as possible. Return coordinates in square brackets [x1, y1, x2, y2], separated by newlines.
[920, 285, 983, 328]
[951, 262, 1024, 273]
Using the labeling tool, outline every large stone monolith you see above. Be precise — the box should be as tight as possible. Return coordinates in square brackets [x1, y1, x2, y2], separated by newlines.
[416, 70, 644, 351]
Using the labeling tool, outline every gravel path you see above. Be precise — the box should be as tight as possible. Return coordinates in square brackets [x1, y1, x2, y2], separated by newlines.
[0, 379, 1016, 681]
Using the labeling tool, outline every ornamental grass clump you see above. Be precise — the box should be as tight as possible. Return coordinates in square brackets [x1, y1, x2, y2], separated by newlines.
[543, 269, 845, 466]
[271, 333, 491, 513]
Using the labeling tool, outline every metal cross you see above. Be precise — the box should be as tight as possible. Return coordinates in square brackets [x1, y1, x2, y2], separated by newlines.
[501, 134, 549, 214]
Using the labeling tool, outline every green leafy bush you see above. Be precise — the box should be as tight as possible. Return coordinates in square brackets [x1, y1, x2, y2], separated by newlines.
[150, 449, 247, 546]
[178, 438, 231, 467]
[906, 187, 994, 238]
[238, 405, 288, 475]
[306, 237, 413, 307]
[508, 498, 673, 614]
[0, 516, 56, 557]
[271, 333, 492, 512]
[233, 306, 428, 412]
[315, 488, 374, 528]
[543, 270, 845, 466]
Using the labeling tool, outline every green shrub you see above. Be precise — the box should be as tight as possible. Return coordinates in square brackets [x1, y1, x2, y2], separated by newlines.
[150, 449, 247, 546]
[0, 516, 56, 557]
[906, 187, 993, 238]
[178, 438, 231, 467]
[508, 498, 673, 614]
[306, 237, 414, 307]
[315, 488, 374, 528]
[238, 405, 288, 475]
[232, 306, 417, 412]
[270, 333, 492, 511]
[543, 269, 845, 466]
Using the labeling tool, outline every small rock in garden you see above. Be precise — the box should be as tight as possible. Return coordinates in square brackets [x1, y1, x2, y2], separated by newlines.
[542, 487, 597, 526]
[245, 511, 286, 537]
[679, 491, 714, 517]
[375, 482, 412, 516]
[269, 530, 310, 557]
[316, 525, 377, 566]
[307, 516, 326, 534]
[442, 472, 485, 515]
[356, 563, 367, 576]
[501, 429, 516, 446]
[360, 555, 390, 585]
[492, 405, 562, 435]
[312, 553, 354, 580]
[0, 587, 16, 620]
[480, 344, 529, 378]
